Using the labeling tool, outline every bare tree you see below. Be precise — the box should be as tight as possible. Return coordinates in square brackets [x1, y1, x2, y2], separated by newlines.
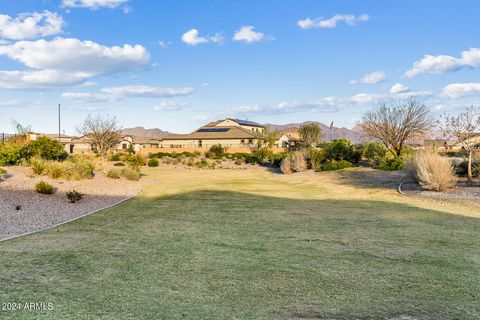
[77, 114, 121, 156]
[299, 123, 323, 147]
[440, 106, 480, 181]
[11, 119, 32, 135]
[358, 99, 434, 157]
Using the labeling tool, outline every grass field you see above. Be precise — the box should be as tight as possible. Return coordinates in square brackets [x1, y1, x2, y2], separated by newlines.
[0, 167, 479, 319]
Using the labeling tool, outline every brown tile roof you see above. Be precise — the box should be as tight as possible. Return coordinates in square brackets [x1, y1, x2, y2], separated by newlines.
[163, 126, 256, 140]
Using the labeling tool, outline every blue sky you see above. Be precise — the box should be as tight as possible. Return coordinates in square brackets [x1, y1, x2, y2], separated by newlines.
[0, 0, 479, 134]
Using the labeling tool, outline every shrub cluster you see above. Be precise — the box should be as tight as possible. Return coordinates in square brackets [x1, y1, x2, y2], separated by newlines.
[106, 167, 140, 181]
[0, 168, 6, 175]
[0, 137, 67, 166]
[35, 180, 53, 194]
[147, 158, 159, 167]
[280, 151, 307, 174]
[30, 156, 95, 180]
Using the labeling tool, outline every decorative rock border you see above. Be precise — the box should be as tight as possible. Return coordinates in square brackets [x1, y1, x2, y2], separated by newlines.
[0, 190, 141, 244]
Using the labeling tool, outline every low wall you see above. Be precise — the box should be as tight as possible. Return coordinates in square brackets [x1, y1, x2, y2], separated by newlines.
[138, 147, 287, 156]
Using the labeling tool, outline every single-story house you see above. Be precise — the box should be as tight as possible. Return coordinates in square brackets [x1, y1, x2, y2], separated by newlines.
[116, 135, 161, 152]
[161, 118, 265, 149]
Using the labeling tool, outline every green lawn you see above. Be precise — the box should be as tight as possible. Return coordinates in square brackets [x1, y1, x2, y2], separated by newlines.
[0, 167, 479, 319]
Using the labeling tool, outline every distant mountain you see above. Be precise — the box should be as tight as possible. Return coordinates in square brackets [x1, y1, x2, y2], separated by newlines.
[121, 127, 171, 139]
[264, 121, 368, 143]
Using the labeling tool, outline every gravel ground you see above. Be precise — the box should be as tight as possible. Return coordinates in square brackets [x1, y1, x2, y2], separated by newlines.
[0, 166, 142, 240]
[401, 181, 480, 200]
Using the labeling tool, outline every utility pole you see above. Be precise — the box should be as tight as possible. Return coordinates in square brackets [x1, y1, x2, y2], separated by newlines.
[58, 104, 61, 142]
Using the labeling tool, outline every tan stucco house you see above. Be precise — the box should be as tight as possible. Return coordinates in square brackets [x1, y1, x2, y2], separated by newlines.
[116, 135, 161, 152]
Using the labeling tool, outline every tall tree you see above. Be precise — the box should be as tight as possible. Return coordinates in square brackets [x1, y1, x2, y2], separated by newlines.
[254, 129, 278, 148]
[299, 123, 323, 147]
[358, 99, 433, 157]
[440, 106, 480, 181]
[77, 114, 121, 156]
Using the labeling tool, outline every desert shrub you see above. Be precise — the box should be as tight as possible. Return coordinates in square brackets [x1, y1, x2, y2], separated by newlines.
[271, 153, 288, 167]
[113, 162, 125, 166]
[106, 169, 121, 179]
[193, 150, 201, 157]
[0, 141, 24, 165]
[319, 160, 353, 171]
[454, 159, 480, 178]
[0, 168, 6, 174]
[309, 148, 325, 170]
[121, 167, 140, 181]
[408, 150, 456, 191]
[66, 190, 84, 203]
[280, 157, 293, 174]
[251, 149, 274, 165]
[322, 139, 360, 163]
[361, 142, 388, 165]
[196, 159, 209, 169]
[147, 158, 159, 167]
[187, 157, 195, 167]
[35, 180, 53, 194]
[30, 157, 46, 175]
[22, 137, 67, 161]
[375, 157, 405, 171]
[172, 159, 179, 165]
[45, 162, 64, 179]
[290, 151, 307, 172]
[207, 144, 226, 158]
[124, 154, 145, 170]
[110, 154, 121, 161]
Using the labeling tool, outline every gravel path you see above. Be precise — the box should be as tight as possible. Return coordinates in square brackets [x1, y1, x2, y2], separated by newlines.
[0, 166, 142, 241]
[400, 181, 480, 200]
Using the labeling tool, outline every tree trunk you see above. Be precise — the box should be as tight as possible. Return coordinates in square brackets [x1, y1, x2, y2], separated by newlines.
[467, 149, 473, 182]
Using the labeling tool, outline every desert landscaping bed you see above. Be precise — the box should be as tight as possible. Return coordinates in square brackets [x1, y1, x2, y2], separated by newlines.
[400, 180, 480, 200]
[0, 166, 141, 240]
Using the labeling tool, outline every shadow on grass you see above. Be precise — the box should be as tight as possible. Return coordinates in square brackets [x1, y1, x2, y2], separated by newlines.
[334, 168, 408, 190]
[0, 190, 479, 320]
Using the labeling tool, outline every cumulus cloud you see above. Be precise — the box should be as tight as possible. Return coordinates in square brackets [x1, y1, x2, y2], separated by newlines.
[154, 101, 188, 111]
[390, 83, 410, 94]
[233, 26, 266, 43]
[62, 0, 128, 9]
[297, 14, 370, 29]
[350, 71, 387, 84]
[0, 38, 150, 89]
[441, 83, 480, 99]
[181, 29, 223, 46]
[0, 11, 64, 40]
[405, 47, 480, 77]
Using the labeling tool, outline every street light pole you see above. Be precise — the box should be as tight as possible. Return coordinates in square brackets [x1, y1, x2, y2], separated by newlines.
[58, 104, 61, 142]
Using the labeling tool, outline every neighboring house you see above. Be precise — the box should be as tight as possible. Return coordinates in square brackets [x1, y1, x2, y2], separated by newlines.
[449, 134, 480, 150]
[423, 139, 450, 150]
[25, 133, 95, 154]
[161, 118, 265, 149]
[274, 128, 302, 148]
[116, 135, 161, 152]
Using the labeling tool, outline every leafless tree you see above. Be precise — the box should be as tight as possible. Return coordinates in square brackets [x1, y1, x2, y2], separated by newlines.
[440, 106, 480, 181]
[77, 114, 121, 156]
[358, 99, 434, 157]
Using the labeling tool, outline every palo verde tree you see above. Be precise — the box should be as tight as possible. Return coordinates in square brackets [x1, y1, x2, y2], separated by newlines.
[440, 106, 480, 181]
[358, 99, 434, 157]
[77, 114, 121, 157]
[299, 123, 323, 147]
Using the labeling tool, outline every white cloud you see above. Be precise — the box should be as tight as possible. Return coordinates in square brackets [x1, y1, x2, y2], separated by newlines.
[233, 26, 266, 43]
[181, 29, 210, 46]
[0, 38, 150, 89]
[154, 101, 188, 111]
[101, 85, 194, 98]
[441, 83, 480, 99]
[62, 0, 128, 9]
[350, 71, 387, 84]
[349, 93, 383, 104]
[0, 11, 64, 40]
[390, 83, 410, 94]
[405, 48, 480, 77]
[298, 14, 370, 29]
[158, 40, 171, 48]
[61, 92, 116, 102]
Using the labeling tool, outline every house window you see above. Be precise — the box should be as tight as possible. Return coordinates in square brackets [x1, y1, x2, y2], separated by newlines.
[198, 140, 203, 147]
[241, 139, 245, 144]
[248, 139, 253, 144]
[69, 144, 74, 154]
[122, 143, 127, 149]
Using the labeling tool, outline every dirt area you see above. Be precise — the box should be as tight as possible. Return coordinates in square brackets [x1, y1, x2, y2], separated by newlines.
[0, 166, 142, 240]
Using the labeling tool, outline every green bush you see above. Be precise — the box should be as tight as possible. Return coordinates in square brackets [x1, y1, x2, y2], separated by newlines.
[319, 160, 353, 171]
[147, 158, 159, 167]
[35, 180, 53, 194]
[375, 157, 405, 171]
[322, 139, 360, 163]
[207, 144, 226, 158]
[361, 142, 388, 165]
[124, 154, 145, 170]
[455, 159, 480, 178]
[66, 190, 84, 203]
[0, 141, 24, 165]
[22, 136, 67, 161]
[110, 154, 121, 161]
[31, 157, 95, 180]
[121, 167, 140, 181]
[251, 149, 274, 165]
[0, 168, 6, 174]
[106, 169, 121, 179]
[30, 157, 46, 175]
